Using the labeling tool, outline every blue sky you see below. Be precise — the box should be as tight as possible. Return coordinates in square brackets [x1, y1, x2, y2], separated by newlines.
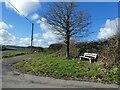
[0, 2, 118, 47]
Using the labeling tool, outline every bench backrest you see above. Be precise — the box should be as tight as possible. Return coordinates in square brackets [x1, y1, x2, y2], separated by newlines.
[84, 53, 97, 59]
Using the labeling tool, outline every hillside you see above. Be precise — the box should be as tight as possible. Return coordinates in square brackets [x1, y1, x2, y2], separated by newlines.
[1, 45, 44, 52]
[0, 45, 26, 51]
[50, 36, 118, 66]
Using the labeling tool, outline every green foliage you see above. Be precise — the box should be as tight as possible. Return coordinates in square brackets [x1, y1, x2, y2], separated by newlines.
[77, 37, 118, 67]
[78, 41, 103, 56]
[42, 48, 55, 55]
[15, 55, 119, 84]
[56, 41, 80, 58]
[1, 48, 55, 58]
[117, 66, 120, 84]
[2, 51, 31, 58]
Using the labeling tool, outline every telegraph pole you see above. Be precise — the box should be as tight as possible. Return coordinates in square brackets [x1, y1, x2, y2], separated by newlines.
[6, 0, 34, 51]
[30, 23, 34, 51]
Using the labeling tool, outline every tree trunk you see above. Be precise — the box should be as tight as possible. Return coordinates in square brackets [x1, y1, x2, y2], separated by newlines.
[66, 35, 70, 58]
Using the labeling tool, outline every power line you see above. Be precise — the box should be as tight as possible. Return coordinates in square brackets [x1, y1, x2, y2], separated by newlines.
[6, 0, 32, 24]
[6, 0, 35, 50]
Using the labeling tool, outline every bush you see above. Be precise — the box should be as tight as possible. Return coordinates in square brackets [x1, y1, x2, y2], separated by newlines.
[56, 40, 79, 58]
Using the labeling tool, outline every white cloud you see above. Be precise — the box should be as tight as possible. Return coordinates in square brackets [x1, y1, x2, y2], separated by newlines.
[31, 13, 39, 20]
[33, 39, 48, 47]
[0, 28, 49, 47]
[0, 20, 63, 47]
[33, 33, 39, 38]
[5, 0, 40, 16]
[0, 21, 15, 45]
[38, 17, 63, 45]
[38, 18, 49, 31]
[0, 29, 46, 47]
[0, 29, 16, 45]
[0, 0, 3, 2]
[0, 22, 13, 29]
[0, 22, 42, 47]
[19, 38, 30, 46]
[42, 31, 60, 42]
[97, 18, 119, 40]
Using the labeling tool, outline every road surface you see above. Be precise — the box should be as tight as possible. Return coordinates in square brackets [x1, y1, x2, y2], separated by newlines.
[2, 54, 119, 89]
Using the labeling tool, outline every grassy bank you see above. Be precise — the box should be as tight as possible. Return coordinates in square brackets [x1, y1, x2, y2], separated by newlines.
[2, 51, 31, 58]
[1, 48, 55, 58]
[14, 55, 119, 84]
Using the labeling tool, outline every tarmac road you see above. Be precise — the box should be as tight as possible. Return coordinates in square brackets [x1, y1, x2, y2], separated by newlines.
[2, 54, 119, 89]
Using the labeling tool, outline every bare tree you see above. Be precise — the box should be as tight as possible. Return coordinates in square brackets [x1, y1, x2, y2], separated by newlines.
[44, 2, 90, 58]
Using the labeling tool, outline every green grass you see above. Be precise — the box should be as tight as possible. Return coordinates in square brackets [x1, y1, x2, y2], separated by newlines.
[1, 48, 55, 58]
[2, 51, 31, 58]
[43, 48, 55, 55]
[14, 55, 119, 84]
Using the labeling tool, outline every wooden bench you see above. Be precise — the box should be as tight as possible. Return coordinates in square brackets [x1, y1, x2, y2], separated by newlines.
[79, 53, 98, 63]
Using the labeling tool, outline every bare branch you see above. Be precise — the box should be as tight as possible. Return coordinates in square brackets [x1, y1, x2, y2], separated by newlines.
[43, 2, 90, 58]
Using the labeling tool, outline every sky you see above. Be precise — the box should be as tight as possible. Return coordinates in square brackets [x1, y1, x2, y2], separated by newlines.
[0, 1, 119, 47]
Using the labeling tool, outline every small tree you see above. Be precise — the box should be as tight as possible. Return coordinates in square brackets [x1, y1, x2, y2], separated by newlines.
[44, 2, 90, 58]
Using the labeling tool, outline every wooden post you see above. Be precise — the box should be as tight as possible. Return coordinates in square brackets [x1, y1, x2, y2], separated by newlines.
[30, 23, 34, 51]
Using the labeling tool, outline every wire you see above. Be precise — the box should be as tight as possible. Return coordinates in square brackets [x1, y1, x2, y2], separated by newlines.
[6, 0, 117, 24]
[6, 0, 35, 47]
[6, 0, 32, 24]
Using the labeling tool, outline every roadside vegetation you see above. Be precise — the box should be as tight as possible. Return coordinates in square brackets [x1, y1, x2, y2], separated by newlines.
[43, 48, 55, 55]
[3, 2, 119, 84]
[14, 54, 119, 84]
[3, 36, 119, 84]
[1, 48, 55, 58]
[2, 51, 31, 58]
[11, 36, 119, 84]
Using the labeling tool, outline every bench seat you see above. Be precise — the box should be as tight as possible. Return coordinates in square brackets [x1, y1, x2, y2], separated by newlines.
[79, 53, 98, 63]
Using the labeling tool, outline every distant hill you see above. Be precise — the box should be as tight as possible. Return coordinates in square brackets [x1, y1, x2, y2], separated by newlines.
[0, 45, 44, 52]
[0, 45, 26, 51]
[27, 46, 44, 52]
[48, 43, 63, 51]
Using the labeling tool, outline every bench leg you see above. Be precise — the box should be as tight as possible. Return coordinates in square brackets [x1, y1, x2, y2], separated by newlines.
[80, 57, 82, 60]
[89, 59, 91, 63]
[80, 57, 81, 60]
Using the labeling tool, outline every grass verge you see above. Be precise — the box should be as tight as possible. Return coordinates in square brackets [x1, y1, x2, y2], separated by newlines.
[1, 49, 55, 58]
[14, 55, 119, 84]
[2, 51, 31, 58]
